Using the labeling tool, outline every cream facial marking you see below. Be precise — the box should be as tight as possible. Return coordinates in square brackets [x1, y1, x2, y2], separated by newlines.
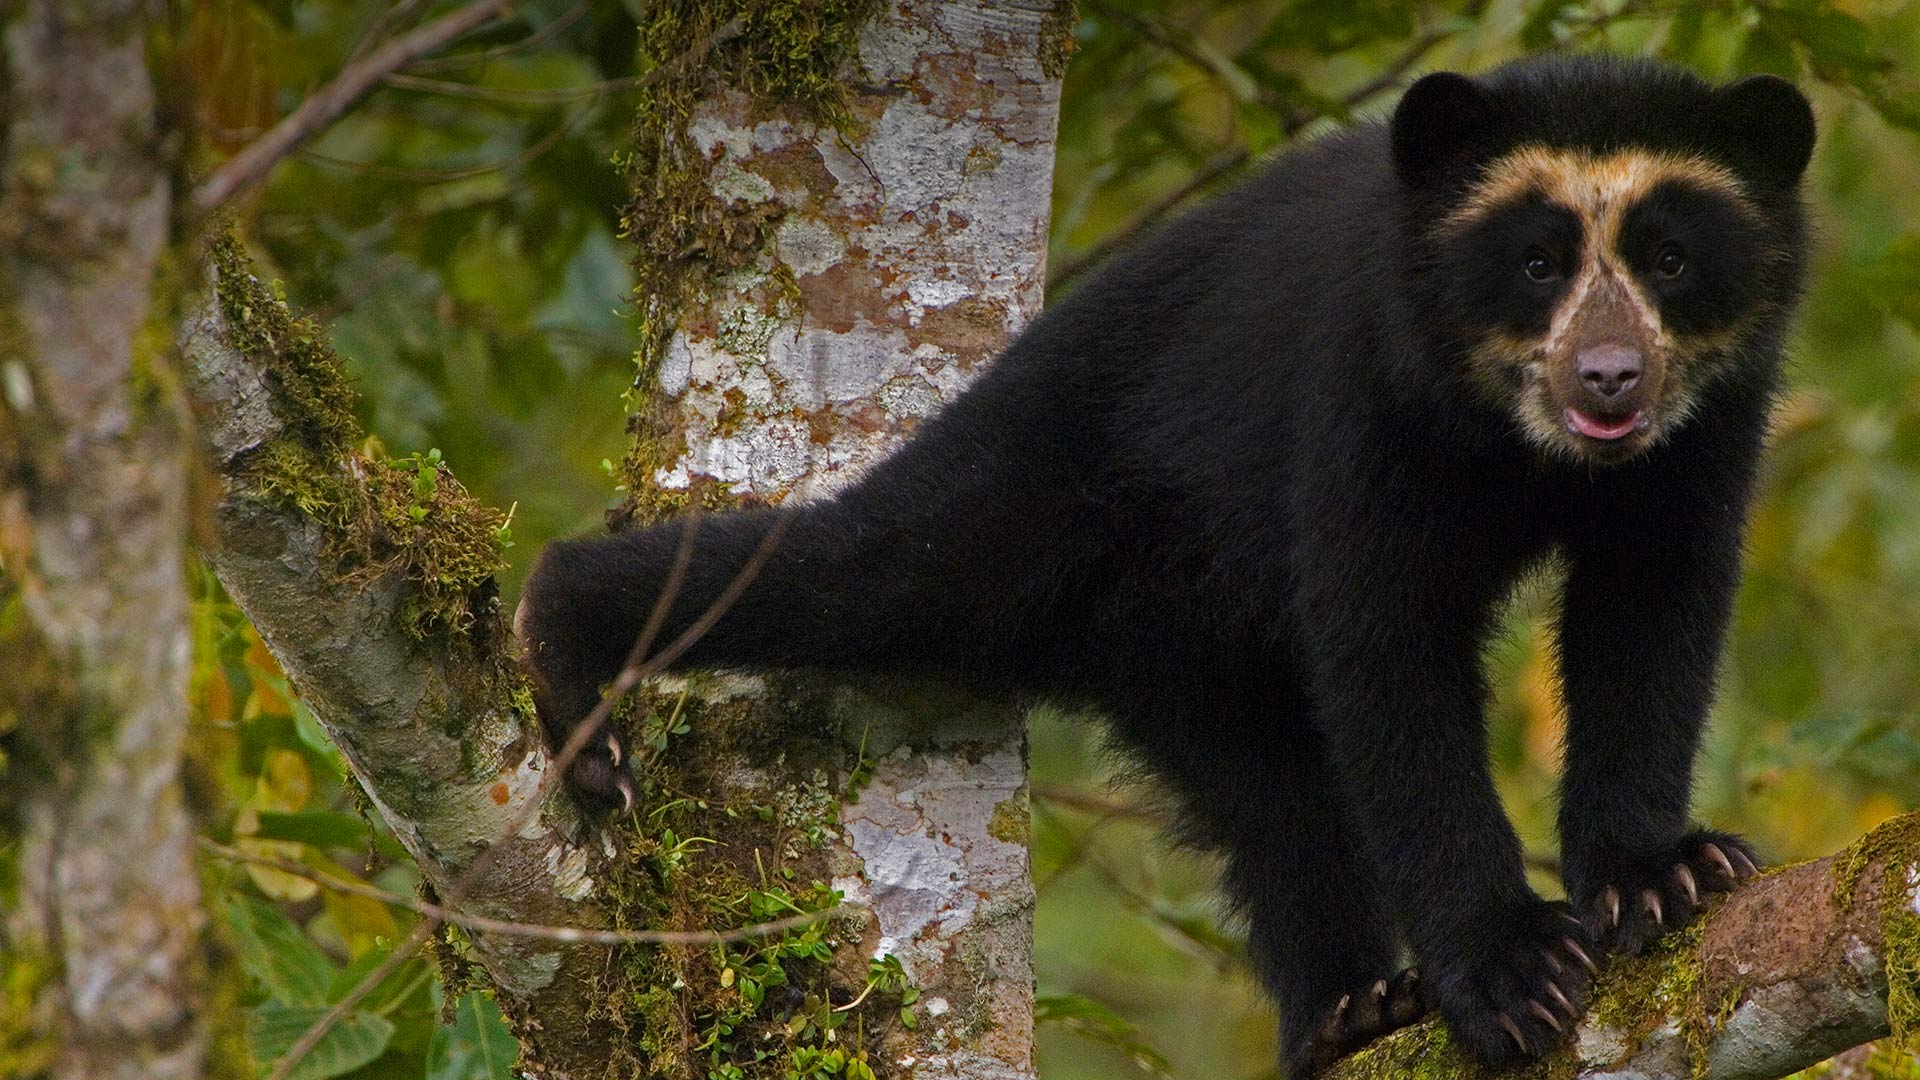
[1442, 146, 1751, 244]
[1445, 148, 1762, 462]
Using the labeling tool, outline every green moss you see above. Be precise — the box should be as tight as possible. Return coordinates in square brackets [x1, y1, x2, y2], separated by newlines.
[572, 675, 915, 1079]
[210, 232, 357, 460]
[1336, 1021, 1532, 1080]
[1038, 0, 1080, 79]
[211, 234, 508, 643]
[1585, 918, 1707, 1043]
[1834, 812, 1920, 1048]
[0, 944, 57, 1078]
[617, 0, 883, 523]
[987, 798, 1029, 846]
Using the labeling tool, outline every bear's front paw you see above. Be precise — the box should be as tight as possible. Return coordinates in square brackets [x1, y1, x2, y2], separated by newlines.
[562, 725, 638, 815]
[1285, 968, 1428, 1077]
[1570, 829, 1760, 955]
[1427, 900, 1597, 1067]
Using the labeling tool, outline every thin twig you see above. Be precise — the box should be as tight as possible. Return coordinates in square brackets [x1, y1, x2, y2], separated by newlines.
[1032, 783, 1163, 823]
[1046, 15, 1473, 291]
[297, 105, 583, 183]
[192, 0, 514, 213]
[200, 838, 841, 946]
[268, 501, 797, 1080]
[347, 0, 433, 68]
[382, 71, 663, 104]
[407, 0, 589, 72]
[379, 14, 743, 106]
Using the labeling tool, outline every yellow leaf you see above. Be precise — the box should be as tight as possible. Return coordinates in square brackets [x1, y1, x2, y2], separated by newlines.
[321, 873, 400, 957]
[256, 748, 311, 813]
[235, 831, 320, 902]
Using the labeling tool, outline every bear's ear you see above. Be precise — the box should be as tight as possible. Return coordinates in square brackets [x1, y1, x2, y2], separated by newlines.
[1709, 74, 1816, 188]
[1391, 72, 1500, 188]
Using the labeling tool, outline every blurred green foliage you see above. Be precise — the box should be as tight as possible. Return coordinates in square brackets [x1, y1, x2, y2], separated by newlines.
[156, 0, 1920, 1076]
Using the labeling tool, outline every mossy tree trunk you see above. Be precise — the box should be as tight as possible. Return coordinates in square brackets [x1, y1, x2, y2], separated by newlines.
[601, 1, 1066, 1076]
[0, 0, 205, 1077]
[180, 241, 623, 1076]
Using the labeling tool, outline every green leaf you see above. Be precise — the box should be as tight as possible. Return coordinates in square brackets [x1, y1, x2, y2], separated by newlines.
[427, 992, 520, 1080]
[1738, 22, 1801, 79]
[1521, 0, 1581, 50]
[251, 811, 370, 849]
[226, 898, 338, 1007]
[248, 1004, 395, 1080]
[1035, 993, 1173, 1079]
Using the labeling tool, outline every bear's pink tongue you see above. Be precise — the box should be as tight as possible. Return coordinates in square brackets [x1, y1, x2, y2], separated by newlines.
[1565, 407, 1642, 440]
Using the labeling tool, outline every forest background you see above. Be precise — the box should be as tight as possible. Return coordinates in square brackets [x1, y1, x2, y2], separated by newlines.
[2, 0, 1919, 1077]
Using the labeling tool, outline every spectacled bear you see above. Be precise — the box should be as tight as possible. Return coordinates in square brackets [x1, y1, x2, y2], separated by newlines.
[517, 55, 1814, 1074]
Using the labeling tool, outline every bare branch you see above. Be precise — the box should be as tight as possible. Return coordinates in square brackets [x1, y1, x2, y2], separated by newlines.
[200, 839, 842, 946]
[1047, 13, 1475, 291]
[191, 0, 513, 213]
[1327, 815, 1920, 1080]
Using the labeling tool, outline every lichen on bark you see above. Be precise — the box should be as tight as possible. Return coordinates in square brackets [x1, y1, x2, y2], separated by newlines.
[618, 0, 884, 524]
[598, 3, 1058, 1077]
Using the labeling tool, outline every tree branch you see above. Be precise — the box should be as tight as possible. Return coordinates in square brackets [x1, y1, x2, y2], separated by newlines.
[177, 241, 621, 1076]
[190, 0, 512, 213]
[1328, 813, 1920, 1080]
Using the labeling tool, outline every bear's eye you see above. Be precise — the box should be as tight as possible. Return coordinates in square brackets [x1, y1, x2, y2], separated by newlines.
[1655, 244, 1687, 279]
[1523, 249, 1557, 283]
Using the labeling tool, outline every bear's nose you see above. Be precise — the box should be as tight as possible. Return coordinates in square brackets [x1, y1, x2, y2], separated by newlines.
[1578, 344, 1642, 399]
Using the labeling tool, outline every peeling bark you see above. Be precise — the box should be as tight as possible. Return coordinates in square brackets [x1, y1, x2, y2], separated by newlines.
[178, 270, 620, 1078]
[1328, 817, 1920, 1080]
[622, 2, 1062, 1076]
[0, 0, 205, 1076]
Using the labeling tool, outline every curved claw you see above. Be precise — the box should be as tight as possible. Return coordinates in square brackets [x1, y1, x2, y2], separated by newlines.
[1562, 936, 1600, 976]
[1496, 1012, 1530, 1055]
[1729, 846, 1760, 878]
[1527, 999, 1563, 1033]
[614, 773, 637, 815]
[1602, 885, 1621, 928]
[1673, 863, 1698, 906]
[1544, 980, 1576, 1020]
[606, 733, 624, 768]
[1701, 843, 1738, 883]
[1640, 887, 1664, 925]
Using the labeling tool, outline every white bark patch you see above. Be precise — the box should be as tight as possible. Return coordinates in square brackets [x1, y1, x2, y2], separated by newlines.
[646, 3, 1059, 1075]
[840, 743, 1031, 1047]
[546, 844, 596, 901]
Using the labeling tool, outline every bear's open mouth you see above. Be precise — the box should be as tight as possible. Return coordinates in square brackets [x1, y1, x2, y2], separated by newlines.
[1564, 407, 1647, 441]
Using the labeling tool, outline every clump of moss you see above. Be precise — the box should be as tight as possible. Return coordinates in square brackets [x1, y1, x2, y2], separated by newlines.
[1039, 0, 1080, 78]
[210, 235, 507, 643]
[1584, 918, 1708, 1045]
[581, 675, 914, 1079]
[616, 0, 882, 523]
[210, 232, 356, 460]
[1834, 811, 1920, 1047]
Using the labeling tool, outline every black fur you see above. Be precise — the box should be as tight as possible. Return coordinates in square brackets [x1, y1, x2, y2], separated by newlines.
[519, 55, 1812, 1073]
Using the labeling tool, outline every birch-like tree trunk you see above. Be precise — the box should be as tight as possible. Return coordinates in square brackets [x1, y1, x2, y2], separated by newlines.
[611, 2, 1066, 1077]
[0, 1, 204, 1077]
